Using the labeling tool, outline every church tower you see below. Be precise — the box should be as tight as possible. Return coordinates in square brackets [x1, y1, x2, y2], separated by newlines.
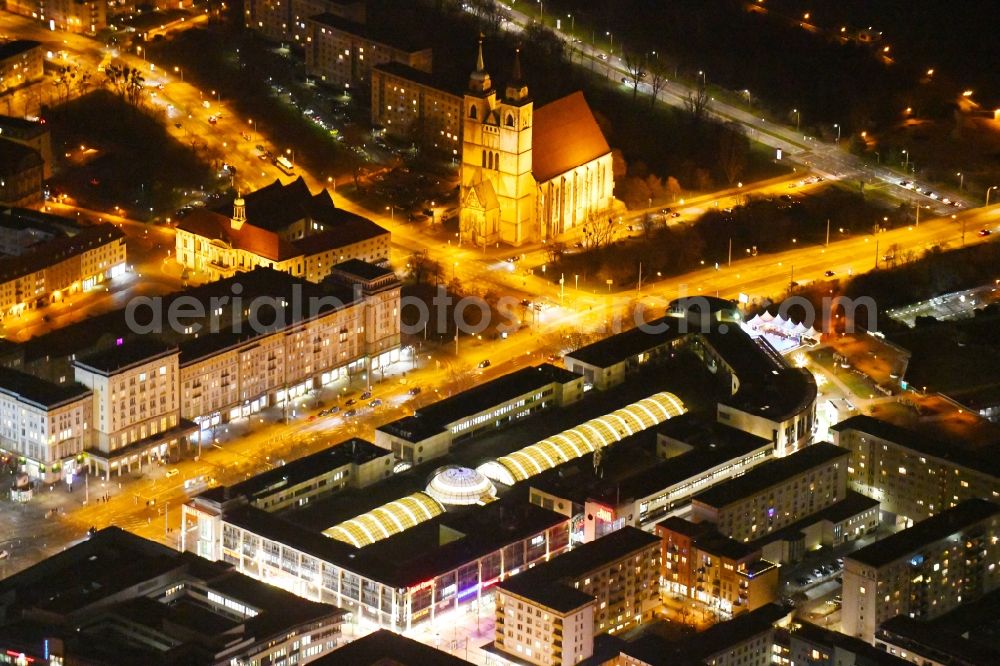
[459, 36, 502, 248]
[495, 48, 535, 245]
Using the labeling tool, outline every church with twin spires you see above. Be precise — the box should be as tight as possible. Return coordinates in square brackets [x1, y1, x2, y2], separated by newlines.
[460, 40, 617, 247]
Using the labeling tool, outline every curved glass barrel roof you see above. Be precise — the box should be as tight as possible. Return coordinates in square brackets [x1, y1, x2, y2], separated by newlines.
[324, 491, 445, 548]
[477, 392, 686, 486]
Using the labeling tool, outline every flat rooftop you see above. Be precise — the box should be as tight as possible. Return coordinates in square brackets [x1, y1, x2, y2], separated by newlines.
[565, 316, 684, 368]
[498, 527, 659, 609]
[692, 442, 849, 509]
[658, 517, 757, 561]
[73, 338, 177, 375]
[308, 13, 430, 53]
[0, 40, 40, 60]
[848, 498, 1000, 568]
[0, 366, 91, 409]
[313, 629, 472, 665]
[748, 490, 880, 549]
[832, 414, 1000, 478]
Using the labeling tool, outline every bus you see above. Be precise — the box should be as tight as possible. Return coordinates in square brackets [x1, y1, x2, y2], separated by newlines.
[275, 155, 294, 175]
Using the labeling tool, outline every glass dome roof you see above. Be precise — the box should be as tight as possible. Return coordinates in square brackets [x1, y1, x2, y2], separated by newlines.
[426, 466, 497, 506]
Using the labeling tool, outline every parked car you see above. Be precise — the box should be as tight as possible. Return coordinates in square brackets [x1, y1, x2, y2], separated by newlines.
[478, 359, 491, 369]
[165, 468, 179, 478]
[345, 409, 358, 418]
[345, 398, 356, 406]
[360, 390, 372, 400]
[408, 387, 422, 396]
[369, 398, 383, 408]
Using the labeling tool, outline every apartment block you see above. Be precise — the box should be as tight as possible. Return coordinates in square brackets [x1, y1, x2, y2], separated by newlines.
[841, 499, 1000, 642]
[691, 443, 849, 543]
[73, 339, 189, 477]
[3, 0, 107, 33]
[0, 222, 126, 317]
[243, 0, 365, 43]
[0, 367, 91, 482]
[658, 517, 779, 615]
[304, 13, 432, 87]
[0, 140, 43, 207]
[370, 62, 463, 154]
[0, 40, 44, 94]
[495, 526, 662, 664]
[832, 415, 1000, 525]
[0, 115, 51, 179]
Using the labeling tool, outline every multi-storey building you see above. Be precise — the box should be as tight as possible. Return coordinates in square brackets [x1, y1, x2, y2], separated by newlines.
[658, 517, 779, 615]
[3, 0, 106, 33]
[0, 367, 91, 482]
[376, 363, 584, 465]
[176, 178, 389, 282]
[841, 499, 1000, 642]
[0, 206, 75, 255]
[0, 139, 43, 207]
[304, 13, 432, 88]
[0, 115, 51, 179]
[691, 443, 849, 543]
[0, 40, 44, 94]
[778, 620, 911, 666]
[832, 415, 1000, 526]
[243, 0, 365, 44]
[73, 339, 189, 477]
[319, 629, 474, 665]
[495, 526, 662, 663]
[175, 178, 389, 282]
[370, 62, 463, 155]
[0, 527, 347, 665]
[0, 222, 126, 317]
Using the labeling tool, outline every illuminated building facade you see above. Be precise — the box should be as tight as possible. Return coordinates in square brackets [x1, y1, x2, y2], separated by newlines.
[243, 0, 365, 44]
[691, 443, 849, 543]
[460, 42, 616, 247]
[832, 415, 1000, 526]
[0, 40, 43, 94]
[841, 499, 1000, 642]
[0, 222, 126, 318]
[3, 0, 107, 33]
[304, 13, 432, 88]
[495, 526, 661, 665]
[0, 367, 91, 482]
[658, 517, 779, 615]
[371, 62, 463, 155]
[175, 178, 389, 283]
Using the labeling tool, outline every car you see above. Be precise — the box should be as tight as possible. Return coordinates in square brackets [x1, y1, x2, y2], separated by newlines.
[478, 359, 491, 369]
[660, 207, 672, 214]
[979, 229, 992, 237]
[174, 122, 182, 129]
[0, 549, 8, 560]
[670, 212, 681, 218]
[208, 116, 217, 125]
[928, 192, 939, 200]
[795, 576, 810, 586]
[360, 390, 372, 400]
[345, 409, 358, 417]
[345, 398, 356, 406]
[506, 255, 519, 263]
[369, 398, 382, 408]
[824, 270, 836, 277]
[598, 53, 608, 60]
[408, 387, 422, 396]
[899, 180, 911, 188]
[165, 468, 179, 478]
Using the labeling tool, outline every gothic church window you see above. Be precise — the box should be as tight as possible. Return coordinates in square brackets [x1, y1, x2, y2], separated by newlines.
[470, 105, 478, 120]
[506, 113, 514, 127]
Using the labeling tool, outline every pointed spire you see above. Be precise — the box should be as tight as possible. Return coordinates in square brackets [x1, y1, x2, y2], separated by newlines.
[476, 33, 485, 73]
[504, 45, 529, 104]
[511, 47, 523, 85]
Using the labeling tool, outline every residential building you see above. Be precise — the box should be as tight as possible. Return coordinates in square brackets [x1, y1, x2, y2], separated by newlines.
[831, 415, 1000, 526]
[0, 222, 126, 317]
[175, 178, 389, 282]
[73, 339, 192, 477]
[0, 366, 91, 482]
[375, 363, 584, 465]
[0, 40, 44, 94]
[370, 62, 463, 154]
[0, 206, 76, 255]
[3, 0, 107, 32]
[690, 443, 850, 543]
[495, 526, 661, 662]
[777, 620, 911, 666]
[0, 527, 346, 665]
[658, 517, 780, 615]
[315, 629, 472, 665]
[460, 43, 616, 246]
[841, 499, 1000, 642]
[243, 0, 365, 44]
[304, 13, 432, 87]
[0, 139, 43, 207]
[599, 603, 790, 666]
[0, 115, 52, 179]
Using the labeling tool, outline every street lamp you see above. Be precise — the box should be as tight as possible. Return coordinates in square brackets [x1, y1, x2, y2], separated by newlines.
[567, 13, 574, 32]
[792, 108, 800, 130]
[537, 0, 544, 25]
[248, 118, 256, 142]
[385, 205, 395, 221]
[174, 65, 183, 82]
[956, 172, 964, 190]
[833, 123, 841, 143]
[286, 147, 294, 166]
[136, 46, 145, 64]
[988, 185, 999, 207]
[698, 70, 707, 87]
[606, 31, 614, 54]
[902, 149, 909, 170]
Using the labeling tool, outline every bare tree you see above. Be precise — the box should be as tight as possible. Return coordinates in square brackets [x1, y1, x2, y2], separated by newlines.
[718, 122, 749, 185]
[647, 58, 668, 108]
[622, 50, 645, 102]
[545, 241, 566, 264]
[469, 0, 508, 36]
[684, 82, 709, 125]
[580, 211, 617, 250]
[406, 250, 443, 285]
[124, 68, 146, 106]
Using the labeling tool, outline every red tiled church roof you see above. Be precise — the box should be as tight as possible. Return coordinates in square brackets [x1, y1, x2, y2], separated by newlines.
[531, 91, 611, 183]
[177, 210, 295, 262]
